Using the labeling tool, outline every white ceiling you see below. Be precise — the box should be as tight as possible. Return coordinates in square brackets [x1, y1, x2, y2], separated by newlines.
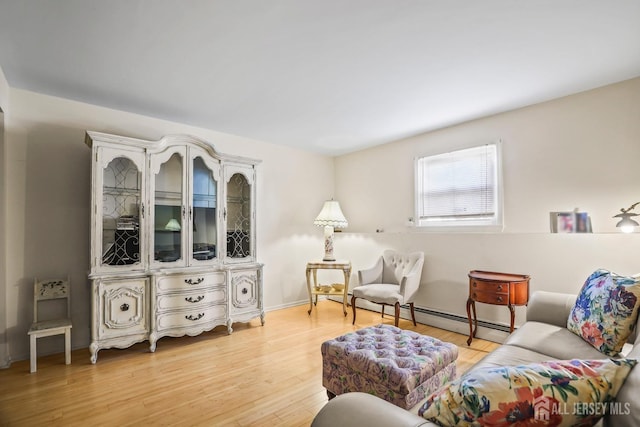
[1, 1, 639, 155]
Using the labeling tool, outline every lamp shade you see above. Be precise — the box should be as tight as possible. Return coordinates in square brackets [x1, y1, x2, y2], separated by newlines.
[165, 218, 182, 231]
[614, 212, 639, 233]
[314, 200, 348, 228]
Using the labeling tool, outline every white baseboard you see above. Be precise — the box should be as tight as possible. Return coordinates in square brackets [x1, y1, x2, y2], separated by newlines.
[265, 299, 310, 312]
[0, 356, 11, 369]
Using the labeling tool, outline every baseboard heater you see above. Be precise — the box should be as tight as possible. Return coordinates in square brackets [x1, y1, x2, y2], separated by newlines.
[409, 304, 512, 333]
[329, 295, 511, 333]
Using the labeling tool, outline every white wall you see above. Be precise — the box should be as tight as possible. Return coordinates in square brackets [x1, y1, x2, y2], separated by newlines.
[333, 78, 640, 337]
[3, 76, 639, 364]
[3, 88, 334, 363]
[0, 65, 9, 366]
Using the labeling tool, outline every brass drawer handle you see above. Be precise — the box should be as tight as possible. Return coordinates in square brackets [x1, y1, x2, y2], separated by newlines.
[185, 278, 205, 285]
[496, 296, 503, 303]
[496, 284, 503, 291]
[185, 295, 205, 303]
[185, 313, 205, 321]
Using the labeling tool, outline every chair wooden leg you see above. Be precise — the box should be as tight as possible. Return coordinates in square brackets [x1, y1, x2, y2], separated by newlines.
[394, 302, 400, 327]
[381, 304, 385, 319]
[29, 335, 37, 373]
[64, 328, 72, 365]
[410, 302, 417, 326]
[351, 295, 357, 325]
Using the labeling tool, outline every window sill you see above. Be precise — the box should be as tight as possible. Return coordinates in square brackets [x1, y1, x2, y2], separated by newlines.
[414, 224, 504, 233]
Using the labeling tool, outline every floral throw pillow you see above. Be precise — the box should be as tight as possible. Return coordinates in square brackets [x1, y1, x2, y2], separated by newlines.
[418, 358, 637, 427]
[567, 269, 640, 356]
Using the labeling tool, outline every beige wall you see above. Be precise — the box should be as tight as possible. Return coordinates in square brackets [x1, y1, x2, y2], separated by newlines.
[2, 75, 639, 364]
[0, 65, 8, 366]
[2, 88, 334, 364]
[333, 77, 640, 339]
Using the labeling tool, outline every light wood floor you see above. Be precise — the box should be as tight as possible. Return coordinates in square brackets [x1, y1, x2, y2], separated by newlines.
[0, 301, 498, 426]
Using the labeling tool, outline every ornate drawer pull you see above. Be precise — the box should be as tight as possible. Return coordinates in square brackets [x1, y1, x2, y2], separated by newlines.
[120, 303, 130, 312]
[185, 277, 205, 285]
[185, 313, 205, 321]
[185, 295, 205, 303]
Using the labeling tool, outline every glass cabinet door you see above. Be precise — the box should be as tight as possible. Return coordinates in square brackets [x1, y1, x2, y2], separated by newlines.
[153, 151, 185, 264]
[226, 172, 252, 259]
[101, 156, 143, 268]
[191, 155, 218, 262]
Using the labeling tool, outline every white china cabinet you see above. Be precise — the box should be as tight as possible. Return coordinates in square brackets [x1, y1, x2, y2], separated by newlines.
[86, 132, 263, 363]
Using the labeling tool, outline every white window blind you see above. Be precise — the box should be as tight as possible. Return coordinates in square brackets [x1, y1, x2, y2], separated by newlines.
[416, 143, 501, 227]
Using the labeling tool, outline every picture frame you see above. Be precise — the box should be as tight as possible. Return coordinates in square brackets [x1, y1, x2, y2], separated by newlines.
[550, 211, 592, 233]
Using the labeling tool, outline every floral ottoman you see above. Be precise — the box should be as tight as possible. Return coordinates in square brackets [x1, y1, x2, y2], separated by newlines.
[321, 324, 458, 409]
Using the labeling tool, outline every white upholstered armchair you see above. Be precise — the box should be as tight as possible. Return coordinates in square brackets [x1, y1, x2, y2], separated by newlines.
[351, 250, 425, 327]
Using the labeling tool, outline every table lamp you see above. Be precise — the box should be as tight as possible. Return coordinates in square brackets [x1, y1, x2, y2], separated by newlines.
[314, 199, 348, 261]
[165, 218, 181, 231]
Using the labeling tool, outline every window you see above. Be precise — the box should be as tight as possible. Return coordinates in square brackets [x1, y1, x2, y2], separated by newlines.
[415, 142, 502, 229]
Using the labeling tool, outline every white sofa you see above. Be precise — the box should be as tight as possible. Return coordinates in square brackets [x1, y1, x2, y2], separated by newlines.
[312, 291, 640, 427]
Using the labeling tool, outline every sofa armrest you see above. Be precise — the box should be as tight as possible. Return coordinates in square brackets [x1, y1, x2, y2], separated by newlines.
[311, 392, 434, 427]
[526, 291, 577, 327]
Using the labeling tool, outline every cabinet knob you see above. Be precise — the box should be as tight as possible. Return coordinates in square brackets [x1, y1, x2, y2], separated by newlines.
[472, 282, 477, 287]
[242, 287, 248, 295]
[120, 303, 129, 312]
[496, 296, 503, 303]
[497, 285, 503, 291]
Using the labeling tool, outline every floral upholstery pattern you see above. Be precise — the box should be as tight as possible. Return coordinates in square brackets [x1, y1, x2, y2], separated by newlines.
[321, 324, 458, 409]
[418, 358, 637, 427]
[567, 269, 640, 356]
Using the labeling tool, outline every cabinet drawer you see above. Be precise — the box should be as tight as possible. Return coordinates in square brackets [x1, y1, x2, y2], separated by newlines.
[471, 289, 509, 305]
[156, 288, 226, 311]
[470, 279, 509, 293]
[156, 304, 227, 331]
[156, 272, 225, 292]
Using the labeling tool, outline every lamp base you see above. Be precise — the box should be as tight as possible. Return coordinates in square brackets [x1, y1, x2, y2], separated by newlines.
[323, 226, 335, 262]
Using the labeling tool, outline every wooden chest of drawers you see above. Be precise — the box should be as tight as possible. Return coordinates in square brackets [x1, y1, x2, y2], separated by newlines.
[466, 270, 530, 345]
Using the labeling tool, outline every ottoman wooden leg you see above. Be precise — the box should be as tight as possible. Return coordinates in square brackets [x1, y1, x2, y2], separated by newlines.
[327, 390, 336, 400]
